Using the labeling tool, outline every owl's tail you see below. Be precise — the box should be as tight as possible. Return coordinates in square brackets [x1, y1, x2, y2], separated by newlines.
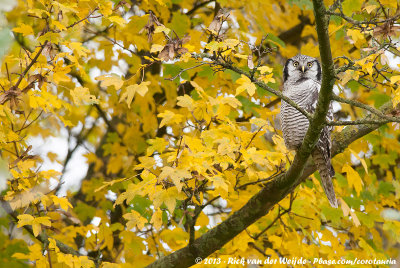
[312, 149, 338, 208]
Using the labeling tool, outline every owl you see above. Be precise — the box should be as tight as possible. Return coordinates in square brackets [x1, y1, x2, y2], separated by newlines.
[280, 54, 338, 208]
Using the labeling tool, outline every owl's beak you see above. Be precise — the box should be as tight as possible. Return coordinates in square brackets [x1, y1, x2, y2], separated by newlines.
[301, 65, 305, 73]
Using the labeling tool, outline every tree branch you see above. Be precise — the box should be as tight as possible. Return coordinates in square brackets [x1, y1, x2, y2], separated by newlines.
[13, 40, 48, 90]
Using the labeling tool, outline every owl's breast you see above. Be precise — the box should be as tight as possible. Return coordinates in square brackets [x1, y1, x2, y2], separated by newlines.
[280, 80, 318, 150]
[280, 100, 309, 150]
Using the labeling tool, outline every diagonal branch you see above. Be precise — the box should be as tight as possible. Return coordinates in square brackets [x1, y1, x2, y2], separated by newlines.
[14, 40, 48, 90]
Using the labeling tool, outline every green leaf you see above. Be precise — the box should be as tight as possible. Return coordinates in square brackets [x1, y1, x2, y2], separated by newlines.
[266, 33, 286, 48]
[225, 69, 241, 82]
[377, 181, 395, 197]
[368, 92, 391, 108]
[74, 202, 96, 222]
[131, 195, 153, 220]
[321, 206, 342, 226]
[342, 0, 362, 16]
[198, 65, 215, 81]
[168, 12, 190, 37]
[347, 80, 359, 92]
[288, 0, 313, 10]
[163, 64, 182, 84]
[330, 15, 342, 25]
[342, 196, 362, 209]
[236, 96, 260, 116]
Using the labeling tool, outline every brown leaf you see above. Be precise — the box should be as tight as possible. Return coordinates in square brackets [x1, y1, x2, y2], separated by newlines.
[139, 11, 164, 42]
[247, 54, 254, 69]
[158, 34, 191, 61]
[373, 21, 400, 37]
[43, 42, 56, 60]
[26, 74, 46, 90]
[208, 8, 230, 35]
[177, 47, 188, 54]
[181, 33, 191, 44]
[0, 88, 22, 107]
[57, 10, 63, 21]
[168, 44, 175, 60]
[159, 46, 170, 61]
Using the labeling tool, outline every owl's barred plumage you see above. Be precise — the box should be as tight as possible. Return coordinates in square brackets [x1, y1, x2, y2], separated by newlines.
[280, 54, 338, 208]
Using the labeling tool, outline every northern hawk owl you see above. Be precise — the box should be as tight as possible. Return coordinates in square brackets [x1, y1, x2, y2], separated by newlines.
[280, 54, 338, 208]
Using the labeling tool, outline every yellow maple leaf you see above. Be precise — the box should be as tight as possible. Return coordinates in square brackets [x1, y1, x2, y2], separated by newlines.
[233, 53, 248, 59]
[119, 81, 150, 108]
[260, 73, 276, 84]
[235, 74, 256, 96]
[18, 214, 51, 236]
[205, 41, 224, 53]
[350, 210, 361, 227]
[48, 238, 59, 252]
[211, 176, 229, 192]
[147, 137, 169, 155]
[257, 66, 273, 74]
[364, 5, 378, 13]
[17, 214, 35, 228]
[221, 97, 242, 108]
[150, 44, 164, 53]
[224, 39, 240, 48]
[150, 209, 163, 231]
[390, 75, 400, 84]
[123, 210, 147, 230]
[51, 20, 67, 31]
[158, 110, 183, 127]
[39, 170, 62, 180]
[13, 23, 34, 36]
[349, 149, 368, 174]
[70, 87, 98, 105]
[154, 25, 171, 34]
[108, 16, 127, 27]
[12, 252, 29, 260]
[32, 216, 51, 236]
[250, 118, 267, 128]
[180, 52, 191, 62]
[342, 164, 364, 195]
[95, 74, 124, 90]
[340, 197, 350, 216]
[347, 29, 364, 44]
[159, 166, 191, 192]
[163, 187, 185, 212]
[196, 211, 209, 226]
[51, 195, 73, 211]
[177, 94, 194, 110]
[393, 88, 400, 107]
[68, 42, 90, 58]
[137, 156, 156, 169]
[379, 0, 397, 9]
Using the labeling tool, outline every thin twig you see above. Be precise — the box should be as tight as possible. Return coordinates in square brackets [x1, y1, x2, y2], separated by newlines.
[13, 41, 48, 90]
[165, 63, 210, 81]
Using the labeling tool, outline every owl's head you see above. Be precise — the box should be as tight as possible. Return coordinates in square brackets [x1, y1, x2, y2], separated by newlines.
[283, 54, 321, 83]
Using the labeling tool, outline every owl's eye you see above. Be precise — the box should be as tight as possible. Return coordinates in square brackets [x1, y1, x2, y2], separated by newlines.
[293, 62, 299, 67]
[307, 62, 313, 68]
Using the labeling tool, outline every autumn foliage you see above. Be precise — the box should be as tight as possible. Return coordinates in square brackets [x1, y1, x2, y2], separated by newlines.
[1, 0, 400, 267]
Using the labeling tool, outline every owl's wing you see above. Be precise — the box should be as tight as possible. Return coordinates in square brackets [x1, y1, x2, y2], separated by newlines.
[308, 82, 337, 207]
[305, 83, 334, 174]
